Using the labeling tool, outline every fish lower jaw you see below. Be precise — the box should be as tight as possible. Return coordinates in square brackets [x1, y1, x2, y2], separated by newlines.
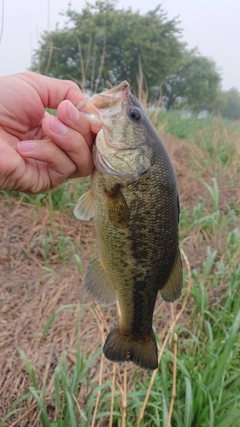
[93, 150, 118, 176]
[93, 150, 134, 179]
[93, 150, 144, 180]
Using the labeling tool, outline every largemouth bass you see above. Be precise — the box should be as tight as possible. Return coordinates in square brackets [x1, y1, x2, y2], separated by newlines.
[74, 81, 182, 370]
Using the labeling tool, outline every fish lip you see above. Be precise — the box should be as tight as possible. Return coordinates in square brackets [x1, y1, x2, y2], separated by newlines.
[95, 80, 130, 100]
[77, 81, 130, 111]
[76, 81, 130, 133]
[92, 81, 130, 118]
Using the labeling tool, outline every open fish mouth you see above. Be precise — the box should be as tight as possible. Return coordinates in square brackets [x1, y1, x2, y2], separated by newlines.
[77, 80, 152, 179]
[76, 81, 130, 133]
[90, 80, 130, 108]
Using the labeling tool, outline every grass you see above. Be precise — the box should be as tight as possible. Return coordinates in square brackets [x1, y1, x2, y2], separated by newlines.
[2, 111, 240, 426]
[154, 110, 239, 142]
[154, 111, 240, 186]
[3, 177, 90, 214]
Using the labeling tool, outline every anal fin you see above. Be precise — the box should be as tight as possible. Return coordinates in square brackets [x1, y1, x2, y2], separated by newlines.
[83, 255, 118, 305]
[160, 248, 183, 302]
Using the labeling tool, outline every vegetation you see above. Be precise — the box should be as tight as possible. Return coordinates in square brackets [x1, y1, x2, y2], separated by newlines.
[32, 0, 223, 114]
[217, 87, 240, 121]
[1, 112, 240, 426]
[33, 1, 184, 94]
[162, 53, 221, 112]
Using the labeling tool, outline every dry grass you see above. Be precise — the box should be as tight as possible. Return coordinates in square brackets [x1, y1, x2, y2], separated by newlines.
[0, 205, 191, 425]
[1, 132, 238, 426]
[188, 130, 240, 196]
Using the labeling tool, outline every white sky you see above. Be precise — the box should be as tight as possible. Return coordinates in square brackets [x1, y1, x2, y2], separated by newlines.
[0, 0, 239, 91]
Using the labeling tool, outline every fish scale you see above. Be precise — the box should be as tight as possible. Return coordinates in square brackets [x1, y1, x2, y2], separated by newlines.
[74, 81, 182, 370]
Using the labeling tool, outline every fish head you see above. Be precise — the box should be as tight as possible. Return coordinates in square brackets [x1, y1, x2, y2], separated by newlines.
[77, 81, 154, 180]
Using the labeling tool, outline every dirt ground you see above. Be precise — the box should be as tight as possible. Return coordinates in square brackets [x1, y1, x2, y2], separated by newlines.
[0, 135, 232, 425]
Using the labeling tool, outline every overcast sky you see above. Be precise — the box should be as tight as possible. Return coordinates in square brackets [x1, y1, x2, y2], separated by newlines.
[0, 0, 239, 91]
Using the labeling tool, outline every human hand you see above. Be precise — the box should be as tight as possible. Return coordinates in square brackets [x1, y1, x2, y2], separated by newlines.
[0, 72, 94, 193]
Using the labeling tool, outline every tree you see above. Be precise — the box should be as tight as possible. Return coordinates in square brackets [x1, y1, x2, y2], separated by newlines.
[217, 88, 240, 120]
[162, 53, 222, 112]
[32, 0, 185, 96]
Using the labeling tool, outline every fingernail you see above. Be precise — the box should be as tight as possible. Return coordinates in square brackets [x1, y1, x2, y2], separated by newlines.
[17, 140, 37, 152]
[67, 102, 80, 122]
[50, 116, 68, 135]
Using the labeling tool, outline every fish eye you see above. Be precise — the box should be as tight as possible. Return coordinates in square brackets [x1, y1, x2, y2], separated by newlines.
[128, 108, 142, 121]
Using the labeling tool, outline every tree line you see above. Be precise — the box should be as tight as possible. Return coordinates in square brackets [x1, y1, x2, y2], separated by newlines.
[32, 0, 240, 119]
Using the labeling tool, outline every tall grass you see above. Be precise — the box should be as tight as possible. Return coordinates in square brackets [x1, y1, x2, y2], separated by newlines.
[3, 177, 90, 214]
[155, 111, 239, 141]
[2, 111, 240, 426]
[155, 111, 240, 184]
[4, 244, 240, 426]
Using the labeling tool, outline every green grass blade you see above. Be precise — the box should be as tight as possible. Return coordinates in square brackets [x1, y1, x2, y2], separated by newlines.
[65, 390, 77, 427]
[209, 309, 240, 392]
[184, 376, 193, 426]
[202, 178, 219, 212]
[41, 304, 78, 339]
[0, 408, 24, 426]
[54, 364, 61, 413]
[162, 390, 169, 427]
[208, 391, 215, 427]
[18, 349, 38, 389]
[29, 386, 51, 427]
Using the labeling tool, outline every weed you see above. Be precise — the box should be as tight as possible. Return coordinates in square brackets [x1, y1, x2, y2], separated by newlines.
[2, 111, 240, 426]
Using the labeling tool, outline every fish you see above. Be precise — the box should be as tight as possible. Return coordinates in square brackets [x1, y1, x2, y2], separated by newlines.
[74, 81, 182, 370]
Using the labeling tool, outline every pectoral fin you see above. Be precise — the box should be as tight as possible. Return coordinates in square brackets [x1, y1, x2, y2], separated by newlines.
[83, 255, 118, 305]
[160, 248, 183, 302]
[105, 184, 129, 228]
[74, 191, 94, 220]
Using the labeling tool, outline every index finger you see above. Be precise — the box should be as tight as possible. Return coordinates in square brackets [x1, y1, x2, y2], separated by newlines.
[56, 100, 94, 149]
[23, 72, 85, 109]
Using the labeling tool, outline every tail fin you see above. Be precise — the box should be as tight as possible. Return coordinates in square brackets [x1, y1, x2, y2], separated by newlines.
[103, 325, 158, 370]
